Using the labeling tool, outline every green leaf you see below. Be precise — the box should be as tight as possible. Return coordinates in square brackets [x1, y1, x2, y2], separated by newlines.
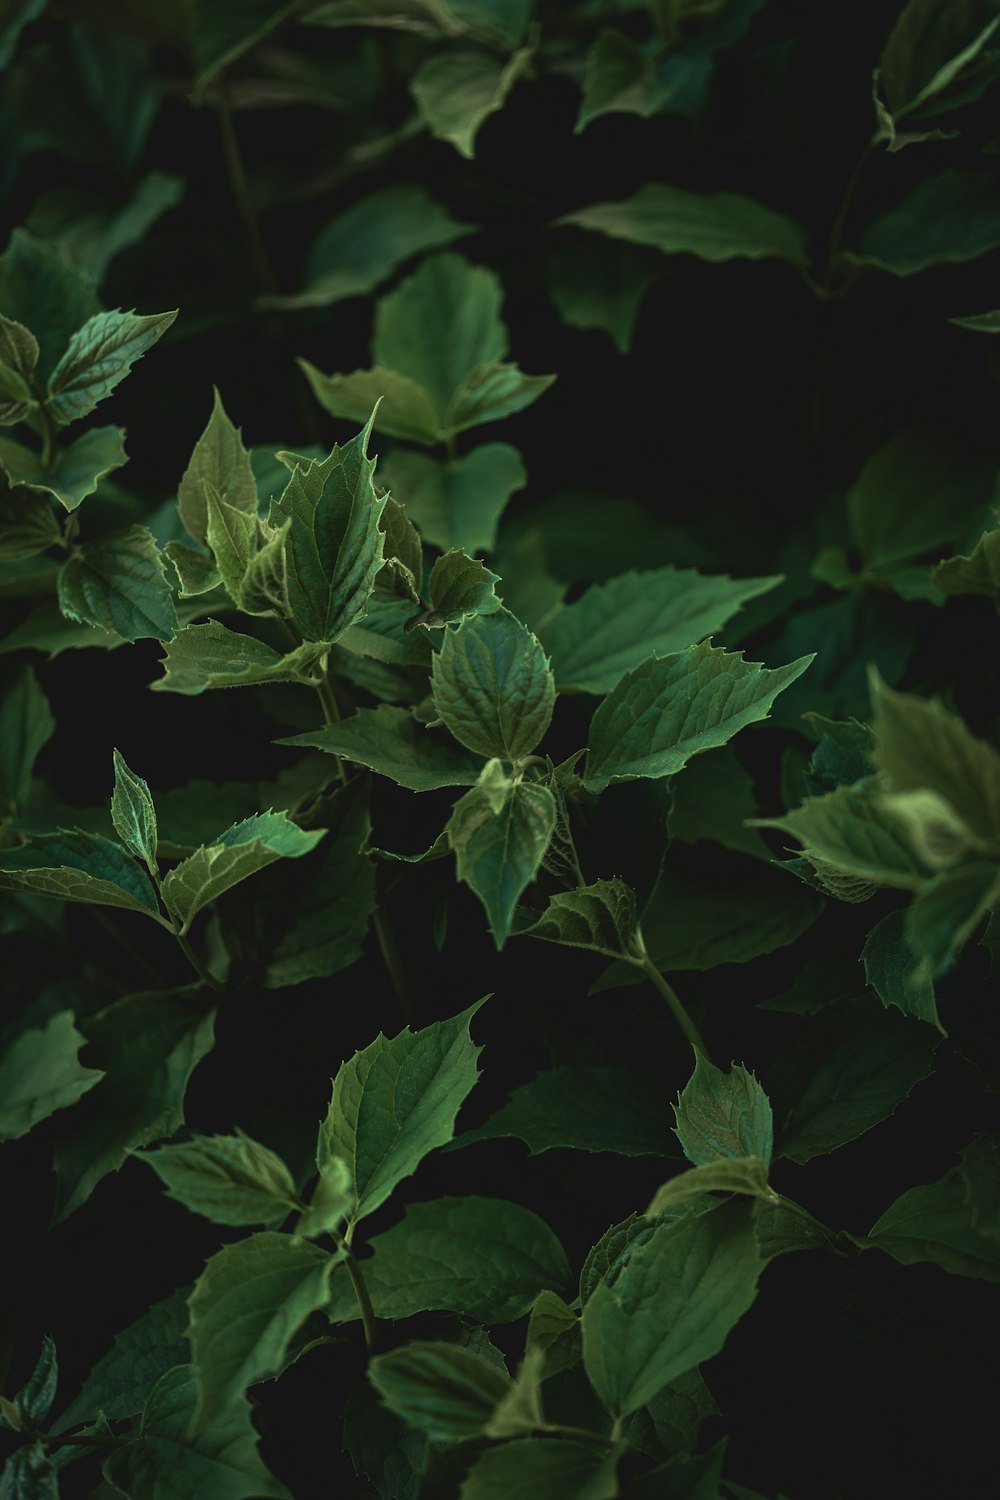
[178, 388, 258, 549]
[45, 308, 176, 426]
[0, 311, 39, 424]
[380, 443, 525, 553]
[769, 999, 939, 1164]
[51, 1287, 190, 1432]
[0, 424, 128, 511]
[443, 359, 556, 434]
[622, 1369, 720, 1461]
[296, 1154, 354, 1241]
[205, 487, 257, 607]
[0, 0, 45, 70]
[0, 662, 54, 815]
[559, 183, 808, 266]
[187, 1232, 335, 1433]
[577, 27, 710, 132]
[341, 1378, 428, 1500]
[111, 748, 157, 872]
[584, 642, 813, 792]
[870, 670, 1000, 843]
[879, 0, 1000, 121]
[58, 523, 178, 642]
[411, 43, 533, 158]
[0, 1442, 59, 1497]
[460, 1438, 619, 1500]
[0, 477, 62, 560]
[932, 527, 1000, 600]
[160, 810, 325, 933]
[862, 908, 942, 1030]
[27, 172, 185, 284]
[646, 1157, 777, 1216]
[140, 1131, 301, 1227]
[446, 765, 557, 946]
[432, 607, 555, 760]
[0, 228, 101, 384]
[102, 1365, 290, 1500]
[520, 878, 637, 958]
[453, 1063, 680, 1157]
[52, 987, 216, 1222]
[338, 596, 434, 667]
[668, 744, 771, 860]
[674, 1053, 774, 1167]
[0, 1010, 103, 1142]
[320, 998, 484, 1226]
[847, 170, 1000, 276]
[411, 547, 501, 629]
[10, 1336, 58, 1426]
[299, 363, 443, 446]
[374, 494, 422, 605]
[270, 412, 387, 643]
[153, 621, 327, 695]
[269, 183, 471, 310]
[540, 566, 782, 696]
[0, 828, 159, 915]
[753, 778, 933, 891]
[327, 1195, 571, 1324]
[867, 1159, 1000, 1282]
[579, 1213, 660, 1306]
[544, 240, 663, 355]
[279, 705, 485, 791]
[367, 1341, 511, 1442]
[191, 0, 306, 95]
[581, 1198, 761, 1417]
[526, 1290, 581, 1380]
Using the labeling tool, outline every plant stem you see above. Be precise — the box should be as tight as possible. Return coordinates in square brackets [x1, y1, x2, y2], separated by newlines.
[541, 1422, 617, 1449]
[38, 403, 58, 471]
[337, 1242, 377, 1355]
[629, 929, 709, 1056]
[174, 928, 225, 993]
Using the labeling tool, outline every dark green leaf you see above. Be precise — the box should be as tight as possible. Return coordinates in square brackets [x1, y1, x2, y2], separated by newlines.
[0, 1010, 102, 1142]
[410, 43, 533, 159]
[879, 0, 1000, 120]
[668, 744, 771, 860]
[52, 988, 216, 1222]
[675, 1053, 773, 1167]
[867, 1159, 1000, 1281]
[541, 566, 781, 696]
[576, 27, 711, 132]
[526, 1290, 581, 1380]
[140, 1131, 300, 1227]
[327, 1195, 571, 1324]
[279, 704, 484, 791]
[177, 388, 258, 549]
[103, 1364, 290, 1499]
[367, 1341, 510, 1442]
[26, 172, 184, 284]
[862, 908, 941, 1030]
[520, 878, 637, 958]
[380, 443, 525, 553]
[544, 238, 664, 354]
[0, 311, 39, 424]
[45, 308, 176, 426]
[320, 998, 484, 1227]
[0, 1442, 59, 1497]
[187, 1232, 336, 1433]
[559, 183, 808, 266]
[0, 0, 45, 69]
[51, 1287, 190, 1433]
[446, 765, 556, 946]
[622, 1369, 719, 1461]
[0, 424, 128, 511]
[342, 1378, 428, 1500]
[374, 494, 422, 604]
[847, 170, 1000, 276]
[0, 479, 62, 560]
[581, 1198, 761, 1416]
[647, 1157, 776, 1215]
[0, 662, 54, 815]
[191, 0, 306, 94]
[110, 748, 157, 872]
[160, 810, 324, 933]
[0, 228, 101, 383]
[584, 643, 813, 792]
[10, 1337, 57, 1426]
[459, 1438, 619, 1500]
[579, 1213, 659, 1306]
[432, 607, 555, 760]
[0, 828, 159, 915]
[414, 547, 501, 629]
[58, 523, 178, 642]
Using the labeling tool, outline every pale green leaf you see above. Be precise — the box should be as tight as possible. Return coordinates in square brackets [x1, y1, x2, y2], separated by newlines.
[646, 1157, 777, 1215]
[140, 1131, 301, 1227]
[160, 810, 325, 933]
[270, 411, 387, 642]
[178, 388, 258, 548]
[753, 777, 933, 890]
[0, 424, 128, 511]
[559, 183, 808, 266]
[443, 359, 556, 434]
[269, 183, 470, 310]
[111, 748, 157, 871]
[326, 1195, 571, 1324]
[319, 998, 484, 1226]
[540, 566, 782, 695]
[432, 607, 555, 760]
[932, 528, 1000, 599]
[411, 43, 533, 158]
[367, 1341, 510, 1442]
[278, 704, 485, 791]
[0, 828, 159, 915]
[380, 443, 525, 553]
[298, 362, 442, 446]
[153, 621, 327, 695]
[0, 1011, 103, 1142]
[102, 1365, 290, 1500]
[205, 488, 257, 606]
[0, 661, 54, 815]
[413, 548, 501, 629]
[446, 766, 556, 946]
[187, 1232, 336, 1433]
[674, 1054, 774, 1167]
[296, 1155, 354, 1240]
[58, 523, 178, 642]
[460, 1437, 619, 1500]
[949, 308, 1000, 332]
[519, 877, 637, 958]
[53, 988, 216, 1222]
[45, 308, 177, 426]
[581, 1199, 761, 1416]
[482, 1347, 544, 1438]
[584, 643, 813, 792]
[374, 494, 422, 604]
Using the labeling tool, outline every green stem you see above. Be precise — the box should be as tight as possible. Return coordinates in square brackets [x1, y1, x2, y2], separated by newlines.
[336, 1240, 377, 1355]
[174, 928, 225, 993]
[541, 1422, 617, 1449]
[39, 403, 58, 471]
[629, 929, 709, 1056]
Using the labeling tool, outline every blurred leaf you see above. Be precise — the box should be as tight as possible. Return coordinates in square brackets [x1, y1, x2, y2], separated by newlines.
[559, 183, 808, 266]
[411, 42, 534, 159]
